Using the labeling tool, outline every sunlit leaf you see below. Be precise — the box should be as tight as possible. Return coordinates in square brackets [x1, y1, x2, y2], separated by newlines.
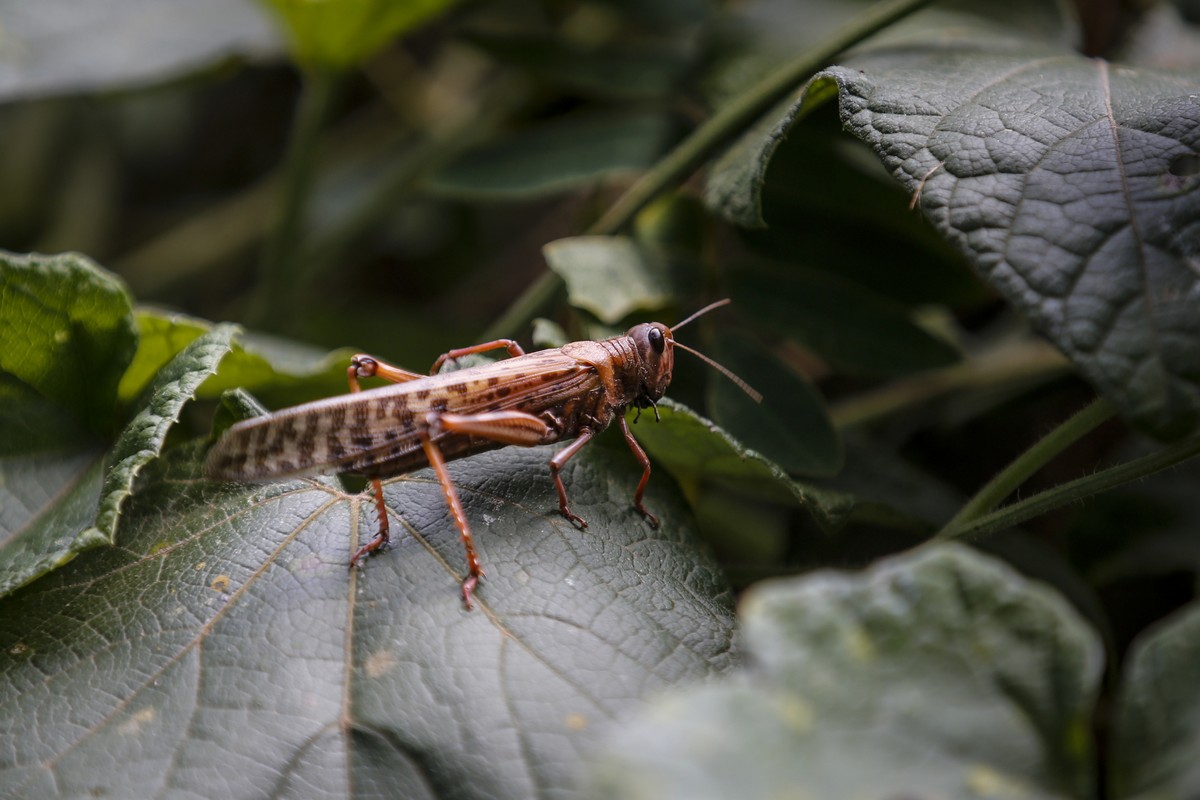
[260, 0, 461, 68]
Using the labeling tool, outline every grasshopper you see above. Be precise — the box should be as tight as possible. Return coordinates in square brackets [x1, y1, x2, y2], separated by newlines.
[204, 299, 757, 608]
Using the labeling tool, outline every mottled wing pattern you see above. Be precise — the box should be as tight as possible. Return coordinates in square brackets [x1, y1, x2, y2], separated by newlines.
[204, 349, 600, 482]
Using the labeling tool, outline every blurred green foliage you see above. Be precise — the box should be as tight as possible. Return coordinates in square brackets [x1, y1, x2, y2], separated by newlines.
[3, 0, 1200, 797]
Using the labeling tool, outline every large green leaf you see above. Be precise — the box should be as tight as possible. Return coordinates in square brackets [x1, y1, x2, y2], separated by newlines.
[0, 437, 736, 797]
[0, 263, 347, 599]
[0, 327, 236, 598]
[708, 18, 1200, 436]
[0, 252, 139, 596]
[586, 544, 1104, 799]
[825, 47, 1200, 437]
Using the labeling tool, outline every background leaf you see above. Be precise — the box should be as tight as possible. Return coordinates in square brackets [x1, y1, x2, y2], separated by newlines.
[464, 32, 696, 100]
[0, 250, 137, 435]
[260, 0, 461, 69]
[119, 309, 353, 410]
[0, 438, 736, 797]
[586, 545, 1104, 799]
[543, 236, 673, 324]
[707, 332, 841, 476]
[0, 0, 280, 101]
[431, 111, 675, 200]
[732, 263, 961, 378]
[634, 399, 887, 532]
[1111, 602, 1200, 798]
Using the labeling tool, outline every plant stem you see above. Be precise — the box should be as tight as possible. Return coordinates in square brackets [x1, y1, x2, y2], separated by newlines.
[248, 67, 340, 329]
[936, 429, 1200, 542]
[937, 398, 1116, 538]
[590, 0, 939, 236]
[829, 338, 1070, 429]
[485, 0, 940, 338]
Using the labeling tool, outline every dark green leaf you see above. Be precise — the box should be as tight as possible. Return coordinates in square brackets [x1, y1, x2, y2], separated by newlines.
[0, 440, 735, 797]
[544, 236, 672, 324]
[117, 310, 209, 404]
[587, 545, 1103, 799]
[464, 33, 695, 99]
[633, 399, 860, 531]
[1111, 602, 1200, 798]
[0, 442, 106, 598]
[710, 17, 1200, 436]
[825, 46, 1200, 436]
[432, 112, 674, 200]
[199, 330, 355, 409]
[734, 264, 961, 378]
[707, 333, 841, 476]
[735, 117, 987, 308]
[704, 78, 833, 229]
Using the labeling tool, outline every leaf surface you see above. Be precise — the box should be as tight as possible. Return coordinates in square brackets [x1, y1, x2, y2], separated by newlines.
[587, 545, 1104, 799]
[0, 252, 138, 596]
[825, 49, 1200, 436]
[709, 29, 1200, 435]
[119, 309, 353, 409]
[0, 250, 137, 435]
[92, 326, 237, 543]
[543, 236, 672, 324]
[0, 438, 735, 798]
[634, 399, 877, 532]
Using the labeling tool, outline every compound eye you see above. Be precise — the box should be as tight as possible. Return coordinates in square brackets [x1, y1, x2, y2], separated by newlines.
[648, 327, 665, 354]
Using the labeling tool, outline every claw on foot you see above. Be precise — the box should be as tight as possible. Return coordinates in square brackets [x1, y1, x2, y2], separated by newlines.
[461, 572, 482, 610]
[350, 533, 387, 568]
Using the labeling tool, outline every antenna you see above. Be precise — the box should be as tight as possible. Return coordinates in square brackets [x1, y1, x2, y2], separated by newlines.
[672, 298, 732, 332]
[667, 299, 763, 403]
[673, 341, 763, 404]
